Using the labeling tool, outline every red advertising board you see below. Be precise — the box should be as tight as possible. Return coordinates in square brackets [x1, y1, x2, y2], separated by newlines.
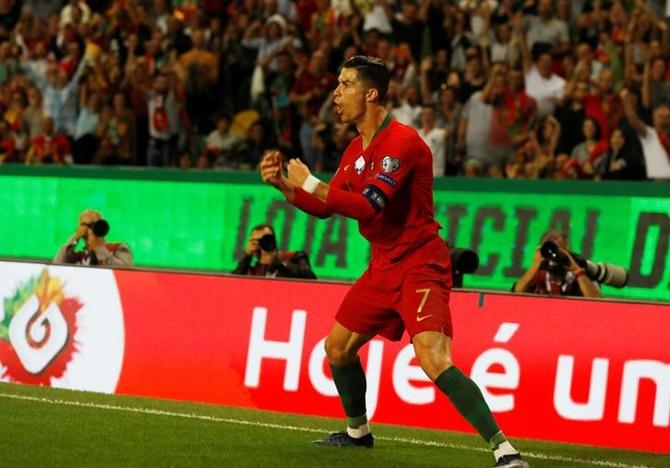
[0, 261, 668, 454]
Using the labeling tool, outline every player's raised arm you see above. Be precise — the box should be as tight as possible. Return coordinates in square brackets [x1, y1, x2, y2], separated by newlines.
[286, 135, 417, 223]
[286, 158, 377, 221]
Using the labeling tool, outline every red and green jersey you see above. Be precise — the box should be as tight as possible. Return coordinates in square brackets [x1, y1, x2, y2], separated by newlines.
[293, 116, 442, 268]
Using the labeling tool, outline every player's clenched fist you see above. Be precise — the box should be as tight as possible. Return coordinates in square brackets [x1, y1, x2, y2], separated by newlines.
[260, 151, 283, 186]
[287, 158, 310, 187]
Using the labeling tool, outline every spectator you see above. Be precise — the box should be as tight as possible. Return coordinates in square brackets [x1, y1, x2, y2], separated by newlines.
[593, 127, 645, 180]
[620, 88, 670, 180]
[381, 0, 427, 63]
[555, 79, 588, 155]
[458, 88, 494, 175]
[570, 117, 608, 178]
[391, 82, 421, 127]
[582, 68, 623, 142]
[243, 14, 296, 75]
[145, 71, 180, 167]
[643, 56, 670, 111]
[487, 63, 538, 152]
[525, 0, 570, 55]
[417, 103, 446, 177]
[419, 49, 450, 102]
[522, 42, 565, 116]
[490, 14, 519, 65]
[435, 85, 463, 176]
[54, 209, 132, 267]
[60, 0, 91, 28]
[24, 85, 45, 140]
[21, 54, 88, 139]
[512, 230, 601, 298]
[94, 94, 138, 166]
[206, 113, 238, 158]
[314, 121, 355, 172]
[178, 28, 219, 133]
[239, 120, 271, 169]
[26, 115, 72, 164]
[0, 41, 19, 86]
[0, 119, 16, 163]
[458, 46, 486, 104]
[289, 48, 337, 168]
[233, 223, 316, 279]
[506, 66, 538, 146]
[4, 89, 29, 155]
[268, 50, 296, 148]
[73, 87, 102, 163]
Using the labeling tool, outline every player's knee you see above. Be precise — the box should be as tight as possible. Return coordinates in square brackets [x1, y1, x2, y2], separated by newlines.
[324, 336, 356, 365]
[417, 353, 453, 381]
[413, 343, 453, 381]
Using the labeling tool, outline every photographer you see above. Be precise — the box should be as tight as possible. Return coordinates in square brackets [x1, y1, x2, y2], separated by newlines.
[513, 230, 601, 298]
[233, 224, 316, 279]
[54, 209, 132, 267]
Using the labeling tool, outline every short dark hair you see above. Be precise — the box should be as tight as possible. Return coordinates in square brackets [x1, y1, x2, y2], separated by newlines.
[251, 223, 275, 235]
[342, 55, 391, 104]
[583, 117, 602, 141]
[531, 42, 553, 63]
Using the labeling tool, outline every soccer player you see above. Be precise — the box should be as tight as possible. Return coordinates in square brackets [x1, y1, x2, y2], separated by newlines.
[259, 56, 529, 468]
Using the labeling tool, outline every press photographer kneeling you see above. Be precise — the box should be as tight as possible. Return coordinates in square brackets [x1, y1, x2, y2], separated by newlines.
[233, 224, 316, 279]
[513, 231, 605, 298]
[54, 209, 133, 267]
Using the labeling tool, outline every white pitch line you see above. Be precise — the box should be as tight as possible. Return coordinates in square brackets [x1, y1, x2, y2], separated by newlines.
[0, 392, 652, 468]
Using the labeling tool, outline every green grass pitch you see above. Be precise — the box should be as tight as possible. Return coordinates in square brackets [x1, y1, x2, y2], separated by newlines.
[0, 382, 668, 467]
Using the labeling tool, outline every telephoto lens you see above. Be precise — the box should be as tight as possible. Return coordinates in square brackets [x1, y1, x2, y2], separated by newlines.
[584, 261, 629, 288]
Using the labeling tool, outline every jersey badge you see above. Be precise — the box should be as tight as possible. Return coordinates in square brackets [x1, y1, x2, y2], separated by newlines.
[354, 155, 366, 174]
[381, 156, 400, 173]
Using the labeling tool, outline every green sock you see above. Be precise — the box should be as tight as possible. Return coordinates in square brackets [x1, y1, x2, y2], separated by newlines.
[330, 358, 368, 428]
[435, 366, 501, 444]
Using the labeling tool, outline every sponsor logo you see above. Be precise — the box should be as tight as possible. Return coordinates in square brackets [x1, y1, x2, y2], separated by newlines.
[0, 270, 81, 385]
[355, 156, 366, 174]
[376, 173, 397, 187]
[381, 156, 400, 173]
[0, 262, 125, 393]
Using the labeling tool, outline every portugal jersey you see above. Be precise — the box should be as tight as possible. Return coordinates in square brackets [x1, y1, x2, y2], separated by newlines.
[293, 116, 442, 268]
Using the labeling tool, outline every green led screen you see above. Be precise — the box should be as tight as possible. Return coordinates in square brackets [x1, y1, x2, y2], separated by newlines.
[0, 166, 668, 302]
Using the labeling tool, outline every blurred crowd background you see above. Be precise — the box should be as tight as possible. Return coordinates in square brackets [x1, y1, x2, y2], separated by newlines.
[0, 0, 669, 180]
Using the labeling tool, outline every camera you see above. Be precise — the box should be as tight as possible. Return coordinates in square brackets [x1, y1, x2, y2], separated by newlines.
[258, 233, 277, 252]
[86, 219, 110, 237]
[539, 240, 570, 273]
[540, 240, 629, 288]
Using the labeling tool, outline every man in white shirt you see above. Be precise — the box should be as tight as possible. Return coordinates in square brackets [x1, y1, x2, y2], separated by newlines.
[417, 104, 447, 177]
[524, 44, 565, 117]
[621, 89, 670, 180]
[391, 83, 422, 126]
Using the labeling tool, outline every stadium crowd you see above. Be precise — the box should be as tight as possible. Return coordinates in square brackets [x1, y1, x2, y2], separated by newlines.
[0, 0, 669, 180]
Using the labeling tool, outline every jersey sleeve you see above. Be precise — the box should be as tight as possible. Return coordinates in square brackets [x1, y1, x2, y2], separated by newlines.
[325, 135, 419, 221]
[290, 164, 348, 219]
